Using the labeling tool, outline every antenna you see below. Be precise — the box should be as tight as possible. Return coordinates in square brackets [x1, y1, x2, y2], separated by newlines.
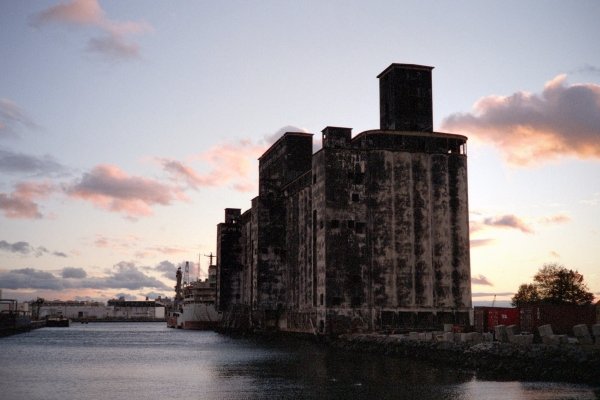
[204, 252, 215, 266]
[491, 294, 496, 308]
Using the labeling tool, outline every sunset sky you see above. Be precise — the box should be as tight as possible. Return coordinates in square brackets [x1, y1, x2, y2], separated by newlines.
[1, 1, 599, 306]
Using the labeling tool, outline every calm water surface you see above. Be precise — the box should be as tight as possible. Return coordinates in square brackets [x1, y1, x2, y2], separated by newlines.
[0, 323, 598, 400]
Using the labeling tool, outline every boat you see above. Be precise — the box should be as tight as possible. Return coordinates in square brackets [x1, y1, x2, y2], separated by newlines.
[167, 259, 222, 330]
[46, 316, 70, 327]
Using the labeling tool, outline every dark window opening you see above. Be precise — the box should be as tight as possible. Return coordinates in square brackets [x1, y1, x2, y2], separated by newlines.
[313, 174, 317, 184]
[331, 297, 342, 306]
[330, 219, 339, 229]
[347, 220, 355, 229]
[319, 220, 324, 229]
[353, 164, 364, 184]
[355, 222, 365, 234]
[351, 193, 359, 202]
[351, 296, 362, 307]
[320, 293, 324, 306]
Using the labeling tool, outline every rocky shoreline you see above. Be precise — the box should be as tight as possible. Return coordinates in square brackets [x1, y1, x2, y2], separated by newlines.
[330, 333, 600, 384]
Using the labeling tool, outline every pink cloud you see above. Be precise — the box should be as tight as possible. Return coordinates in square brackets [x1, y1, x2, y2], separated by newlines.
[472, 274, 494, 286]
[539, 214, 570, 225]
[68, 164, 186, 218]
[161, 127, 309, 193]
[442, 75, 600, 165]
[483, 214, 534, 234]
[470, 238, 494, 248]
[31, 0, 152, 60]
[0, 181, 55, 219]
[161, 140, 266, 193]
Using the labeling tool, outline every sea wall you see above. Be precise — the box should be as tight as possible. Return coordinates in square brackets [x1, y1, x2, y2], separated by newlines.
[331, 333, 600, 384]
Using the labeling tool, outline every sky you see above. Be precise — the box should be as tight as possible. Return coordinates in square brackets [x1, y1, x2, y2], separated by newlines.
[1, 0, 599, 306]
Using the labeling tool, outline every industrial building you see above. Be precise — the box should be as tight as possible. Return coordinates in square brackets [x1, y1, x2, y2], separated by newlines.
[216, 64, 471, 335]
[36, 298, 165, 321]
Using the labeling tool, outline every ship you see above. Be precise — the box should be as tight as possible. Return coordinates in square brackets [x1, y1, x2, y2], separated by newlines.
[167, 258, 221, 330]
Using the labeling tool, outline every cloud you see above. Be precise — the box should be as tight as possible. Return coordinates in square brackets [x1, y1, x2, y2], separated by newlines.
[580, 192, 600, 206]
[161, 141, 265, 193]
[442, 75, 600, 165]
[62, 267, 87, 279]
[113, 293, 137, 301]
[0, 240, 67, 258]
[471, 212, 570, 238]
[0, 261, 170, 291]
[97, 262, 169, 290]
[31, 0, 152, 61]
[0, 148, 66, 176]
[538, 214, 570, 225]
[0, 181, 55, 219]
[471, 292, 515, 298]
[483, 214, 534, 234]
[471, 274, 493, 286]
[0, 99, 37, 139]
[470, 238, 494, 248]
[572, 64, 600, 76]
[67, 164, 186, 218]
[263, 125, 309, 146]
[161, 126, 309, 193]
[154, 260, 177, 280]
[141, 291, 167, 300]
[0, 268, 63, 290]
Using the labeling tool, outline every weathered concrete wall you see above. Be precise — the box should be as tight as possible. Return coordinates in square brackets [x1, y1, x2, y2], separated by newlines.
[240, 209, 253, 307]
[216, 66, 471, 335]
[256, 133, 313, 312]
[216, 208, 243, 311]
[311, 149, 327, 333]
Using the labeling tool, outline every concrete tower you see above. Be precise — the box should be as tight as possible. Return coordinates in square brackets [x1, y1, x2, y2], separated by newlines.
[378, 63, 434, 132]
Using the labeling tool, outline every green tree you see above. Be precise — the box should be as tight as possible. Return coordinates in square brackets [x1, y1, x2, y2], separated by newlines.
[511, 263, 594, 306]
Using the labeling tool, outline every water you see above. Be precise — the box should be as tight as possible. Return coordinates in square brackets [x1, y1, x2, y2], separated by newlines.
[0, 323, 598, 400]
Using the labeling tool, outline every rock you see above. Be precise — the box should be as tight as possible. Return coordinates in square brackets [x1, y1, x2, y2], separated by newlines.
[573, 324, 593, 345]
[495, 325, 509, 342]
[506, 325, 518, 338]
[510, 334, 533, 346]
[542, 335, 560, 345]
[538, 324, 553, 337]
[442, 332, 455, 342]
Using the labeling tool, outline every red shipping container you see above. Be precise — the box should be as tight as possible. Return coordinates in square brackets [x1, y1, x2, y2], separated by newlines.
[473, 307, 519, 332]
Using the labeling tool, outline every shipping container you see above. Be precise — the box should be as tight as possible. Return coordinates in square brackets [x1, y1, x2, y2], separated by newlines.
[519, 304, 597, 335]
[473, 307, 519, 332]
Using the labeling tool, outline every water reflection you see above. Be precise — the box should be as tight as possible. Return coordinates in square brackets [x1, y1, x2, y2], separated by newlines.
[0, 324, 598, 400]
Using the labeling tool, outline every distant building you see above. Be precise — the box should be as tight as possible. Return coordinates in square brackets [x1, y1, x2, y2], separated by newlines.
[217, 64, 471, 335]
[37, 299, 165, 320]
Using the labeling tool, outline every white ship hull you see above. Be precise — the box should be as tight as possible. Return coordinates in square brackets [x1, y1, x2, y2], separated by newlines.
[177, 302, 221, 330]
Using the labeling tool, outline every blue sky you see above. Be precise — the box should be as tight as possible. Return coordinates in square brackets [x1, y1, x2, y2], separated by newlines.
[1, 0, 599, 305]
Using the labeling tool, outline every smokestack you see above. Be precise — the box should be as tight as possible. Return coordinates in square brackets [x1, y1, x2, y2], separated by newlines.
[378, 63, 434, 132]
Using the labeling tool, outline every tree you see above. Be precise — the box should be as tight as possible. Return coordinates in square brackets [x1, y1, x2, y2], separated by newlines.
[511, 283, 541, 307]
[511, 263, 594, 307]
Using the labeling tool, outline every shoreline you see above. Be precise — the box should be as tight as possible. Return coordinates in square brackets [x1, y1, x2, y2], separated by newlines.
[329, 333, 600, 385]
[218, 327, 600, 385]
